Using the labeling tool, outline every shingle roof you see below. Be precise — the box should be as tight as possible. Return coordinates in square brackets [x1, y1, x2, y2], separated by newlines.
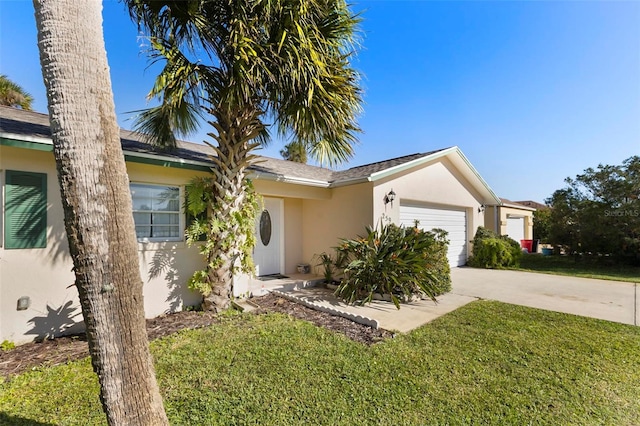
[251, 156, 335, 182]
[332, 150, 447, 181]
[514, 200, 548, 210]
[500, 198, 537, 210]
[0, 106, 446, 185]
[0, 106, 51, 138]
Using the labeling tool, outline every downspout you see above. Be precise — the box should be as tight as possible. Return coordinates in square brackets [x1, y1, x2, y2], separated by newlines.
[494, 205, 499, 234]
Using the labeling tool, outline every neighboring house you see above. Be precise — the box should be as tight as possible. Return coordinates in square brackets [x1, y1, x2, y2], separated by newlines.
[514, 200, 548, 211]
[484, 198, 536, 245]
[0, 106, 501, 343]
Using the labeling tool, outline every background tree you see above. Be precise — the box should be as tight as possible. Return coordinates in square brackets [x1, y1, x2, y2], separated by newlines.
[33, 1, 168, 424]
[532, 207, 551, 242]
[126, 0, 362, 311]
[0, 75, 34, 110]
[546, 156, 640, 264]
[280, 141, 308, 164]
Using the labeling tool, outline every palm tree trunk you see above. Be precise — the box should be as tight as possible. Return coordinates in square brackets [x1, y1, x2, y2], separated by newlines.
[201, 107, 262, 311]
[33, 1, 168, 424]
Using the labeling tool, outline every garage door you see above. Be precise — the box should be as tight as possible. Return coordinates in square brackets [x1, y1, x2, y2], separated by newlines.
[399, 204, 467, 267]
[506, 217, 524, 243]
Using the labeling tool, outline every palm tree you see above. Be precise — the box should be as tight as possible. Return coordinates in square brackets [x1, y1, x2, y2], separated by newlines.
[126, 0, 362, 311]
[33, 1, 168, 424]
[0, 75, 34, 110]
[280, 141, 308, 164]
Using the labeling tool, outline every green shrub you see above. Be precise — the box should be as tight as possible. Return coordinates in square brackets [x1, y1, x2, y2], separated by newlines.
[313, 250, 348, 284]
[468, 226, 522, 269]
[1, 340, 15, 352]
[426, 228, 452, 295]
[334, 222, 450, 309]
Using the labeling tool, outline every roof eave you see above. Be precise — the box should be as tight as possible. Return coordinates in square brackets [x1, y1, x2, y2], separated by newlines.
[249, 171, 331, 188]
[1, 132, 53, 147]
[1, 131, 214, 171]
[367, 147, 458, 182]
[447, 147, 502, 205]
[500, 202, 537, 211]
[328, 175, 371, 188]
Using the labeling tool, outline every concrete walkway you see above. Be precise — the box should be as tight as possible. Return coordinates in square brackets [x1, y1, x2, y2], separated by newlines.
[451, 267, 639, 326]
[273, 268, 639, 333]
[272, 287, 476, 333]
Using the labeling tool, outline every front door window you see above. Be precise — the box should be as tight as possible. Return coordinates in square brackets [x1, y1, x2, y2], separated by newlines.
[259, 209, 272, 246]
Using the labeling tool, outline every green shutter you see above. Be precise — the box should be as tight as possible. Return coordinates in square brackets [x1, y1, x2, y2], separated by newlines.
[5, 171, 47, 249]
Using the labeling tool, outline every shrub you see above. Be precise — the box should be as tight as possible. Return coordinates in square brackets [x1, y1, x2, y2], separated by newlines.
[468, 226, 522, 269]
[313, 250, 348, 284]
[334, 222, 450, 309]
[1, 340, 15, 352]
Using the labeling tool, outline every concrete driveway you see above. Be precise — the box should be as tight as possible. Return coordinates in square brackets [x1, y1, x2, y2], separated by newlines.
[451, 268, 639, 326]
[266, 268, 638, 334]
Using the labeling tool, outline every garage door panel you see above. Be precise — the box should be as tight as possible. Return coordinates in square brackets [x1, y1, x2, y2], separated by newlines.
[506, 217, 525, 243]
[399, 204, 467, 267]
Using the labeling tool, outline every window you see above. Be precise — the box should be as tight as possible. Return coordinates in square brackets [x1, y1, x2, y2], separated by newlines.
[4, 170, 47, 249]
[130, 183, 180, 240]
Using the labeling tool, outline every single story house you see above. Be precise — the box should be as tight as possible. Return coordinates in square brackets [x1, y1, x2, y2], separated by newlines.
[483, 198, 536, 247]
[1, 106, 508, 343]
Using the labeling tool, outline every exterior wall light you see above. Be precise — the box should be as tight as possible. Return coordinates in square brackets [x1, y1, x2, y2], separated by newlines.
[17, 296, 31, 311]
[384, 189, 396, 206]
[478, 204, 486, 213]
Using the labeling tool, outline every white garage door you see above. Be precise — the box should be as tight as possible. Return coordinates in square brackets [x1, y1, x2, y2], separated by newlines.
[506, 217, 525, 243]
[399, 204, 467, 267]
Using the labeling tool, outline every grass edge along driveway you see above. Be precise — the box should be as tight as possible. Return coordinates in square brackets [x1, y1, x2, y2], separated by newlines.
[516, 254, 640, 283]
[1, 301, 639, 425]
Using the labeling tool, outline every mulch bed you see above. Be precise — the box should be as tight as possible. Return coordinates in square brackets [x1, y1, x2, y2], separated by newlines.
[0, 294, 391, 379]
[250, 293, 392, 344]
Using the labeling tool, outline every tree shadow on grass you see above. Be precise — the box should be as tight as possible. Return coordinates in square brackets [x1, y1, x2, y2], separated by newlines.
[0, 412, 57, 426]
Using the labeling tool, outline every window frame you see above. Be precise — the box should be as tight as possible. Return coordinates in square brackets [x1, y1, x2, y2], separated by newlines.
[129, 182, 184, 243]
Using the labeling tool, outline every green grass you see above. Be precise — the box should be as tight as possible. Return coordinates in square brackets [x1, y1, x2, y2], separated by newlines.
[1, 302, 640, 425]
[516, 254, 640, 283]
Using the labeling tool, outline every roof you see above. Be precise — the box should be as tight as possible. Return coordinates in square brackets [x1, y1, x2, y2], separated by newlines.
[514, 200, 548, 210]
[0, 106, 500, 203]
[500, 198, 537, 211]
[332, 151, 445, 181]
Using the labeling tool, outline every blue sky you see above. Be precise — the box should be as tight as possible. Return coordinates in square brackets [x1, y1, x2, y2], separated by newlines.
[1, 0, 638, 203]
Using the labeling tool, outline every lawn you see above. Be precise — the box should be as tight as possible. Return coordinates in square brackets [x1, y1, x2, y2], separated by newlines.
[1, 301, 639, 425]
[517, 254, 640, 283]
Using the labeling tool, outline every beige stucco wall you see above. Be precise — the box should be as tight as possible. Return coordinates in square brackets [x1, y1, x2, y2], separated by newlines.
[1, 146, 80, 343]
[302, 182, 373, 274]
[373, 157, 486, 262]
[0, 147, 208, 343]
[484, 205, 534, 242]
[282, 198, 303, 274]
[483, 205, 499, 233]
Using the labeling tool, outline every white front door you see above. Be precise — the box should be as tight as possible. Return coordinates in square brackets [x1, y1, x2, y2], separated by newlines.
[253, 197, 283, 276]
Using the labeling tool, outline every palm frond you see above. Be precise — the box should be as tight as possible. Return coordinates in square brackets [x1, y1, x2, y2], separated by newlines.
[131, 101, 201, 150]
[0, 74, 34, 110]
[130, 36, 208, 149]
[127, 0, 363, 161]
